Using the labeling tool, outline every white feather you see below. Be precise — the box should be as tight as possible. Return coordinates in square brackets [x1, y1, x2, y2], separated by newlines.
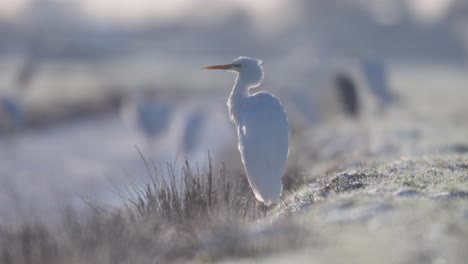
[210, 56, 290, 205]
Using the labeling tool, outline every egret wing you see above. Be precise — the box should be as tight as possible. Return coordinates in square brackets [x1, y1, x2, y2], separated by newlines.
[238, 92, 289, 205]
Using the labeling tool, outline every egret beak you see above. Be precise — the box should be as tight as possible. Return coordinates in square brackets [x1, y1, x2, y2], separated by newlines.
[202, 64, 233, 70]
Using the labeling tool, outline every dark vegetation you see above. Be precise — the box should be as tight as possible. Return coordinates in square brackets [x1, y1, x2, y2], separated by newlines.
[0, 156, 309, 264]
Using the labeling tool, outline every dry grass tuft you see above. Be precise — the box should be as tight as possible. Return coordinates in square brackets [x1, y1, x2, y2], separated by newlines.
[0, 156, 293, 263]
[129, 157, 263, 227]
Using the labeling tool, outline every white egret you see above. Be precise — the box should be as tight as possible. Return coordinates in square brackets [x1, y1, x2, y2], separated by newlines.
[180, 106, 207, 155]
[203, 57, 290, 206]
[120, 91, 174, 144]
[360, 57, 393, 111]
[286, 88, 319, 128]
[0, 53, 38, 136]
[0, 96, 25, 135]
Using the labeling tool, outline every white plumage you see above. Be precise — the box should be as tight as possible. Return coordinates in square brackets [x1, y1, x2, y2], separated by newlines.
[0, 95, 24, 134]
[203, 57, 290, 205]
[120, 93, 174, 141]
[0, 55, 37, 136]
[239, 92, 289, 204]
[360, 57, 393, 110]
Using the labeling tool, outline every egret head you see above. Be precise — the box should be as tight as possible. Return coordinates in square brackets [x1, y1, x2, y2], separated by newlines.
[203, 57, 264, 88]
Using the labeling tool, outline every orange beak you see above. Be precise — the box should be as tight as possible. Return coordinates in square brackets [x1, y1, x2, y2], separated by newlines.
[202, 64, 233, 70]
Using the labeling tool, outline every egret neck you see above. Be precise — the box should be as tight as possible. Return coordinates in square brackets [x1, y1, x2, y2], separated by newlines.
[228, 74, 250, 126]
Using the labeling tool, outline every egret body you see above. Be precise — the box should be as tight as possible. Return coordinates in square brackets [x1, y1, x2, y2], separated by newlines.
[203, 57, 290, 205]
[0, 96, 24, 134]
[0, 54, 38, 136]
[120, 92, 174, 142]
[360, 57, 393, 110]
[180, 106, 207, 155]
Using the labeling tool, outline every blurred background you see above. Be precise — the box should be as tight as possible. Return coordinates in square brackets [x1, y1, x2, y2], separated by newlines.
[0, 0, 468, 219]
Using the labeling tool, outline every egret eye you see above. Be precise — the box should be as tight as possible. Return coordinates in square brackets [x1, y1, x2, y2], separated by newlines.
[232, 64, 241, 68]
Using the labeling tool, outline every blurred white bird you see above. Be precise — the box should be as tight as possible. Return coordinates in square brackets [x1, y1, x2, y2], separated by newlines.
[287, 88, 319, 126]
[0, 95, 25, 135]
[0, 53, 38, 137]
[203, 57, 290, 206]
[120, 91, 174, 145]
[180, 106, 207, 155]
[360, 57, 394, 111]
